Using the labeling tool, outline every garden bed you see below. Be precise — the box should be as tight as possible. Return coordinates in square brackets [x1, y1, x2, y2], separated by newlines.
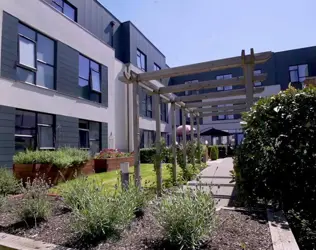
[0, 197, 272, 250]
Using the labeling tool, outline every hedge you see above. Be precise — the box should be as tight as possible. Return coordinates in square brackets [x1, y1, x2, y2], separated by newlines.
[140, 147, 172, 163]
[234, 87, 316, 249]
[209, 146, 219, 160]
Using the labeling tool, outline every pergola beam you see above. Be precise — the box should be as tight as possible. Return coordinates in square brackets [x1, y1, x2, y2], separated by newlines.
[199, 109, 247, 118]
[158, 74, 267, 94]
[185, 97, 260, 108]
[194, 104, 247, 113]
[174, 87, 264, 102]
[134, 51, 272, 82]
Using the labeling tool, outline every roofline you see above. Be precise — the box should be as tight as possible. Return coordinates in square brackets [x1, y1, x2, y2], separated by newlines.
[93, 0, 121, 24]
[275, 45, 316, 54]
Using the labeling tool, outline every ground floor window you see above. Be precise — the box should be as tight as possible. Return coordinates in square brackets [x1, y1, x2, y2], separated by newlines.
[15, 110, 55, 152]
[79, 119, 101, 155]
[140, 129, 155, 148]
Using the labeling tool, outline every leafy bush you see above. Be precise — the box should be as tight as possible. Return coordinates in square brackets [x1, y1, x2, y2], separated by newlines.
[218, 146, 227, 158]
[0, 168, 19, 196]
[140, 148, 156, 163]
[154, 188, 216, 249]
[95, 148, 133, 159]
[13, 148, 90, 169]
[234, 87, 316, 249]
[15, 178, 51, 226]
[209, 146, 219, 160]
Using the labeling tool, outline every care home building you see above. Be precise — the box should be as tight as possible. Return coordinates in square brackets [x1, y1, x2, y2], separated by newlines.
[0, 0, 315, 167]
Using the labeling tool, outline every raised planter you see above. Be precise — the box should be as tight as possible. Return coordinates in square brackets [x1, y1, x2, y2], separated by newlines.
[94, 156, 134, 173]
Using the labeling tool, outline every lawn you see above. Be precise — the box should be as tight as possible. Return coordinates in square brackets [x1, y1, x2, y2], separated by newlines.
[52, 164, 177, 194]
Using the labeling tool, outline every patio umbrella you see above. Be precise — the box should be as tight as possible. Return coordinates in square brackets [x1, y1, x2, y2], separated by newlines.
[176, 125, 195, 136]
[200, 127, 230, 136]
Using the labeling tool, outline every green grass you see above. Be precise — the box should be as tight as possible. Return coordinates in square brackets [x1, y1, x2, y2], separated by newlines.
[52, 164, 178, 194]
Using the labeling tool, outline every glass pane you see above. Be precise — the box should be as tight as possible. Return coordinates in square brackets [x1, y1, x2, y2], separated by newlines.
[137, 55, 141, 69]
[53, 0, 63, 6]
[90, 61, 99, 72]
[289, 65, 298, 70]
[290, 70, 299, 82]
[79, 55, 90, 79]
[52, 2, 63, 12]
[216, 75, 224, 80]
[64, 3, 76, 21]
[15, 136, 35, 152]
[37, 62, 54, 89]
[254, 70, 261, 75]
[224, 74, 232, 79]
[37, 34, 55, 65]
[218, 115, 225, 120]
[217, 86, 223, 91]
[224, 85, 232, 90]
[254, 81, 262, 86]
[16, 67, 35, 84]
[89, 122, 100, 140]
[15, 110, 36, 135]
[19, 37, 35, 68]
[91, 71, 101, 92]
[38, 114, 53, 125]
[79, 78, 90, 99]
[298, 64, 308, 77]
[38, 126, 53, 148]
[79, 120, 88, 129]
[90, 140, 100, 155]
[18, 24, 36, 40]
[141, 54, 146, 70]
[79, 130, 89, 148]
[227, 115, 234, 120]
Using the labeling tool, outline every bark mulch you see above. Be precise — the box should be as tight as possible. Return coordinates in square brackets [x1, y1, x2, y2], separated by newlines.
[0, 198, 272, 250]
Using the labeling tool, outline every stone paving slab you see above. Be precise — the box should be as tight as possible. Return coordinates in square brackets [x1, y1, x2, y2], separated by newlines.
[188, 177, 234, 185]
[200, 157, 234, 177]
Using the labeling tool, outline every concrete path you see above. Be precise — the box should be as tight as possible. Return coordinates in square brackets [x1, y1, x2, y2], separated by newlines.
[187, 157, 236, 207]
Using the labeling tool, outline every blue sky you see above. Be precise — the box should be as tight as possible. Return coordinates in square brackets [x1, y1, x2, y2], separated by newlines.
[100, 0, 316, 67]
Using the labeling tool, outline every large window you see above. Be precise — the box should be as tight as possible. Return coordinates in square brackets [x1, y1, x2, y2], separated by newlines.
[52, 0, 77, 21]
[79, 55, 101, 103]
[17, 24, 55, 90]
[216, 74, 232, 91]
[254, 70, 262, 86]
[137, 49, 147, 71]
[15, 110, 54, 152]
[79, 120, 101, 155]
[216, 104, 234, 120]
[185, 80, 199, 95]
[140, 88, 152, 118]
[161, 100, 168, 122]
[140, 129, 155, 148]
[289, 64, 309, 83]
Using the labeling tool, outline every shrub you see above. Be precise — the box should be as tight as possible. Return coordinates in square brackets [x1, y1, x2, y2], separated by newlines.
[95, 149, 132, 159]
[209, 146, 219, 160]
[154, 188, 216, 249]
[15, 178, 51, 226]
[217, 146, 227, 158]
[0, 168, 19, 196]
[234, 87, 316, 249]
[140, 148, 156, 163]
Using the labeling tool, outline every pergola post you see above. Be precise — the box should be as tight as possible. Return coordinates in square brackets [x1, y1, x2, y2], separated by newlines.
[133, 83, 141, 187]
[181, 108, 187, 169]
[242, 49, 255, 110]
[190, 112, 194, 141]
[154, 94, 162, 196]
[197, 114, 201, 164]
[171, 102, 177, 184]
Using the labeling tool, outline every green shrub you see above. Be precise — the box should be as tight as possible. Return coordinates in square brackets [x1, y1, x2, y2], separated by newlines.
[234, 87, 316, 249]
[15, 178, 51, 226]
[140, 148, 156, 163]
[154, 188, 216, 249]
[0, 168, 19, 196]
[209, 146, 219, 160]
[217, 146, 227, 158]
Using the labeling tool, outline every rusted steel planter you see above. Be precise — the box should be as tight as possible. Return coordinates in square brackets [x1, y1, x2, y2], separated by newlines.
[94, 156, 134, 173]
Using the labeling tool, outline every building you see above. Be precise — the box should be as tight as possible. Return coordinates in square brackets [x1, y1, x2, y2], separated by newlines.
[0, 0, 314, 167]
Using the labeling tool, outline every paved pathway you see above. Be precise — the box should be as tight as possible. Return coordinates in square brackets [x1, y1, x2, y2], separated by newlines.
[187, 157, 236, 207]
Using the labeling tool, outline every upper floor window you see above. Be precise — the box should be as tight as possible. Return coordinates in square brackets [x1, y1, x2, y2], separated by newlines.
[15, 110, 55, 152]
[254, 70, 262, 86]
[154, 63, 161, 71]
[52, 0, 77, 21]
[79, 120, 101, 155]
[161, 100, 168, 122]
[185, 80, 199, 95]
[140, 88, 152, 118]
[217, 104, 234, 120]
[216, 74, 232, 91]
[79, 55, 101, 103]
[137, 49, 147, 71]
[17, 24, 55, 90]
[289, 64, 309, 83]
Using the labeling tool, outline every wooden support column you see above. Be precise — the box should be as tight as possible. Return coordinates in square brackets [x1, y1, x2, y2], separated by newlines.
[154, 94, 162, 196]
[171, 102, 177, 184]
[133, 83, 141, 187]
[181, 108, 187, 169]
[242, 49, 255, 110]
[197, 114, 201, 164]
[190, 113, 194, 141]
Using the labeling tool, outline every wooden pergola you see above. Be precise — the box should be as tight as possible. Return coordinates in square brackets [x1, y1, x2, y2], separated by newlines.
[120, 49, 272, 195]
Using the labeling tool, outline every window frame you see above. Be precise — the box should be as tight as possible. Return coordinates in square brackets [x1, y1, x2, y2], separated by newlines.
[79, 119, 101, 153]
[15, 109, 55, 152]
[52, 0, 77, 22]
[289, 64, 309, 83]
[17, 23, 56, 90]
[137, 49, 147, 71]
[160, 100, 168, 123]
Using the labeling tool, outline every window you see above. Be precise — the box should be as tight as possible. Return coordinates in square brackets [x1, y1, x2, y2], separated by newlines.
[217, 105, 226, 120]
[137, 49, 147, 71]
[79, 55, 101, 102]
[226, 104, 234, 120]
[254, 70, 262, 86]
[52, 0, 77, 21]
[216, 104, 234, 120]
[153, 63, 161, 71]
[140, 88, 152, 118]
[184, 80, 199, 95]
[17, 24, 55, 89]
[140, 130, 155, 148]
[289, 64, 309, 83]
[15, 110, 54, 152]
[79, 120, 101, 155]
[216, 74, 232, 91]
[161, 100, 168, 122]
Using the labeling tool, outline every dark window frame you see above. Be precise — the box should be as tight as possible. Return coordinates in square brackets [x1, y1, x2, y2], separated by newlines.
[137, 49, 147, 71]
[160, 100, 168, 123]
[78, 54, 102, 103]
[153, 63, 161, 71]
[289, 64, 309, 83]
[15, 109, 55, 152]
[141, 129, 155, 148]
[17, 23, 56, 90]
[52, 0, 77, 22]
[79, 119, 101, 153]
